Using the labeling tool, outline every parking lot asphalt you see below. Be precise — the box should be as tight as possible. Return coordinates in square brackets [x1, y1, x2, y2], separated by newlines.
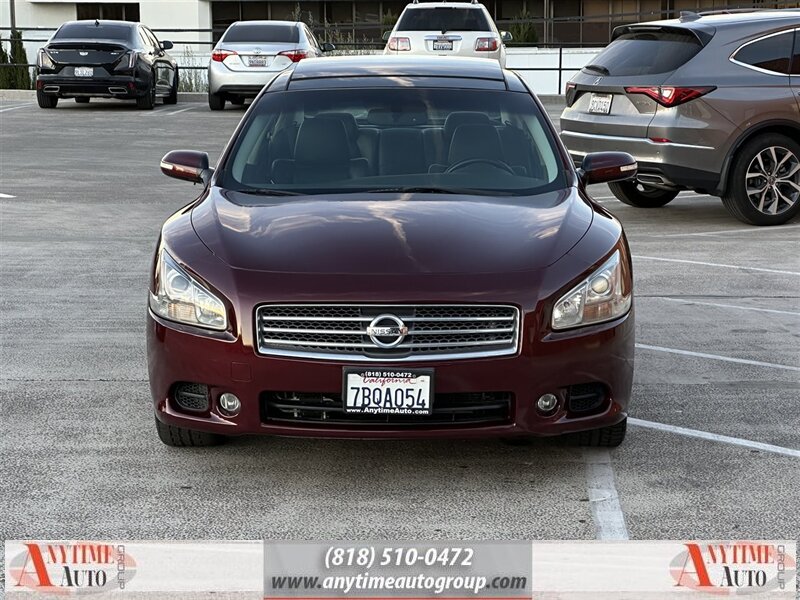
[0, 97, 798, 559]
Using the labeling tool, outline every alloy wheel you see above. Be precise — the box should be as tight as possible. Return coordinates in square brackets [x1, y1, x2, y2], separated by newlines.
[745, 146, 800, 215]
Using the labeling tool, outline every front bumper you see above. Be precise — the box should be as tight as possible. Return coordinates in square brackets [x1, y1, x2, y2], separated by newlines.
[36, 73, 146, 98]
[147, 307, 634, 440]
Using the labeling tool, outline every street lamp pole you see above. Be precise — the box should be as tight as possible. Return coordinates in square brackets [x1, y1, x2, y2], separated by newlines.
[10, 0, 17, 31]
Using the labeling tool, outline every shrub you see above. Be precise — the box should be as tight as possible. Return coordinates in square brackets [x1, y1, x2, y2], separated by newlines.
[9, 30, 32, 89]
[508, 11, 539, 45]
[0, 37, 12, 89]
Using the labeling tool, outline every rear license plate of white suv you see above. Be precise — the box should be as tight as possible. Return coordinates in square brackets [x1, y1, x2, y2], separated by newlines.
[248, 56, 268, 67]
[588, 93, 612, 114]
[433, 41, 453, 51]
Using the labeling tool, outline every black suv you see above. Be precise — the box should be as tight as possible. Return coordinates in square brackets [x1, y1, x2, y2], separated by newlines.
[36, 20, 178, 110]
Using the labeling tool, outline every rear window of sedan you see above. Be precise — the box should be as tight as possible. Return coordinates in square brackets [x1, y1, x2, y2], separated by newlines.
[396, 7, 491, 32]
[222, 23, 300, 43]
[54, 23, 134, 41]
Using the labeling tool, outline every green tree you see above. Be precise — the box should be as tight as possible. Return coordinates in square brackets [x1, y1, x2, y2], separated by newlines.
[9, 30, 32, 89]
[0, 37, 12, 89]
[508, 11, 539, 45]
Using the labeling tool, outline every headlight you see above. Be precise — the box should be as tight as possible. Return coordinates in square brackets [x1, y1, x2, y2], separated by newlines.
[149, 250, 227, 330]
[37, 49, 55, 69]
[551, 249, 631, 330]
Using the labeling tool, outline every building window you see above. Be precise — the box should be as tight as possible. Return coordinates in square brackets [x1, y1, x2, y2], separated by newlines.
[76, 3, 140, 22]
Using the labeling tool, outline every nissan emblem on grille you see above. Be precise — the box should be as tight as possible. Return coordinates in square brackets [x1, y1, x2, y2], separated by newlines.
[256, 304, 520, 362]
[366, 314, 408, 348]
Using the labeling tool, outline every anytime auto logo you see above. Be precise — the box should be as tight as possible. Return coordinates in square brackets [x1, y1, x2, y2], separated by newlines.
[670, 542, 795, 595]
[9, 542, 137, 595]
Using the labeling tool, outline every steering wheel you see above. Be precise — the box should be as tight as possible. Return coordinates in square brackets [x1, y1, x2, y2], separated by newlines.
[445, 158, 516, 175]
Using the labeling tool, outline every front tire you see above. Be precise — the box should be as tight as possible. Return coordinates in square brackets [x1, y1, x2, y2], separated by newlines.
[569, 418, 627, 447]
[155, 416, 224, 447]
[722, 133, 800, 225]
[608, 180, 679, 208]
[208, 91, 225, 111]
[136, 75, 156, 110]
[37, 89, 58, 108]
[164, 68, 178, 105]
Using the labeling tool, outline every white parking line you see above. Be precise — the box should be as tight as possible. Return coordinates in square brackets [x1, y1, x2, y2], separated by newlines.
[0, 193, 16, 199]
[163, 106, 195, 116]
[649, 296, 800, 317]
[635, 343, 800, 372]
[659, 224, 800, 238]
[630, 418, 800, 459]
[0, 104, 31, 113]
[583, 449, 629, 540]
[633, 255, 800, 276]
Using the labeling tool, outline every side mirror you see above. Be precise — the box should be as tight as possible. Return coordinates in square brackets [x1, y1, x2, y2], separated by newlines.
[500, 31, 513, 43]
[321, 42, 335, 52]
[160, 150, 211, 185]
[160, 40, 174, 51]
[382, 31, 392, 42]
[578, 152, 637, 186]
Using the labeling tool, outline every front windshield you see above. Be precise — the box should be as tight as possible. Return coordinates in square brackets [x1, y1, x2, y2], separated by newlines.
[219, 87, 568, 198]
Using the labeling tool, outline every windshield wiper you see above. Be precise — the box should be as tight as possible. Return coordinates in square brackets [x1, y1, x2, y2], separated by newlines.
[364, 186, 509, 196]
[583, 64, 611, 76]
[231, 188, 304, 196]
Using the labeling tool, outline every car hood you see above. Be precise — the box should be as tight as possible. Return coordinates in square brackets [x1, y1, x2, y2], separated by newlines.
[190, 188, 593, 275]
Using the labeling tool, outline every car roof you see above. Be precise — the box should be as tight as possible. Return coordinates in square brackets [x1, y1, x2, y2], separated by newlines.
[640, 9, 800, 29]
[290, 55, 505, 81]
[228, 20, 301, 27]
[63, 19, 137, 28]
[403, 2, 488, 8]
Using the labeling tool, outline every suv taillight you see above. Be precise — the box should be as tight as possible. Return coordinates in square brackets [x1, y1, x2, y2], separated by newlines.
[211, 49, 236, 62]
[279, 49, 310, 62]
[625, 86, 716, 108]
[475, 37, 499, 52]
[388, 37, 411, 51]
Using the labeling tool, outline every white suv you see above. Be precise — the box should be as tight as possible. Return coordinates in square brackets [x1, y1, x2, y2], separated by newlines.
[383, 1, 510, 67]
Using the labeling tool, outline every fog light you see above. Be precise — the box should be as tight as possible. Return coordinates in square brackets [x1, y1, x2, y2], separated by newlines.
[218, 393, 241, 416]
[536, 393, 558, 413]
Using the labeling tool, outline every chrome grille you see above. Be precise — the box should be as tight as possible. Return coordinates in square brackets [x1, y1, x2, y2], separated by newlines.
[255, 304, 520, 361]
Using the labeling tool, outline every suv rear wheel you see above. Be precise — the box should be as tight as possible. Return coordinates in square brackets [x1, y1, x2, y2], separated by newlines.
[608, 180, 679, 208]
[723, 134, 800, 226]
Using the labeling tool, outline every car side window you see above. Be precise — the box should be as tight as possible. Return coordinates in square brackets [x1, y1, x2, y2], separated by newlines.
[733, 31, 793, 75]
[792, 30, 800, 75]
[138, 27, 152, 51]
[306, 26, 321, 51]
[145, 27, 161, 51]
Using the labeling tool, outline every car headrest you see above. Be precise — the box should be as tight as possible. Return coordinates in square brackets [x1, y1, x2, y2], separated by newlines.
[448, 124, 504, 165]
[314, 112, 359, 141]
[444, 111, 492, 142]
[294, 118, 351, 163]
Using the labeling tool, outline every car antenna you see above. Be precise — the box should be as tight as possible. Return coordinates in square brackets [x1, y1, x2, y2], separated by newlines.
[95, 19, 100, 26]
[679, 11, 701, 22]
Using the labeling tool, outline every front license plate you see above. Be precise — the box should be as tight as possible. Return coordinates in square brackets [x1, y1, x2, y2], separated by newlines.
[588, 93, 612, 114]
[248, 56, 268, 67]
[74, 66, 93, 77]
[433, 41, 453, 51]
[343, 368, 434, 416]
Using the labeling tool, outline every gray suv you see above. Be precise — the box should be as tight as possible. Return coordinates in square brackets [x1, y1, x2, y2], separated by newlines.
[560, 9, 800, 225]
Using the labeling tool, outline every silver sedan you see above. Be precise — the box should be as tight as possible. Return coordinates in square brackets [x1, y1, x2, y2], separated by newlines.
[208, 20, 333, 110]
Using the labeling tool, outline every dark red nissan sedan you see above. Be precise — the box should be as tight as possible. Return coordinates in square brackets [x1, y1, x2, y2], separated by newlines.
[148, 56, 636, 447]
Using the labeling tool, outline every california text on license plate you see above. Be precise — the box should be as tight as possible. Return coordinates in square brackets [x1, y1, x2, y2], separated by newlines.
[588, 93, 612, 114]
[433, 41, 453, 51]
[74, 67, 93, 77]
[343, 368, 434, 416]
